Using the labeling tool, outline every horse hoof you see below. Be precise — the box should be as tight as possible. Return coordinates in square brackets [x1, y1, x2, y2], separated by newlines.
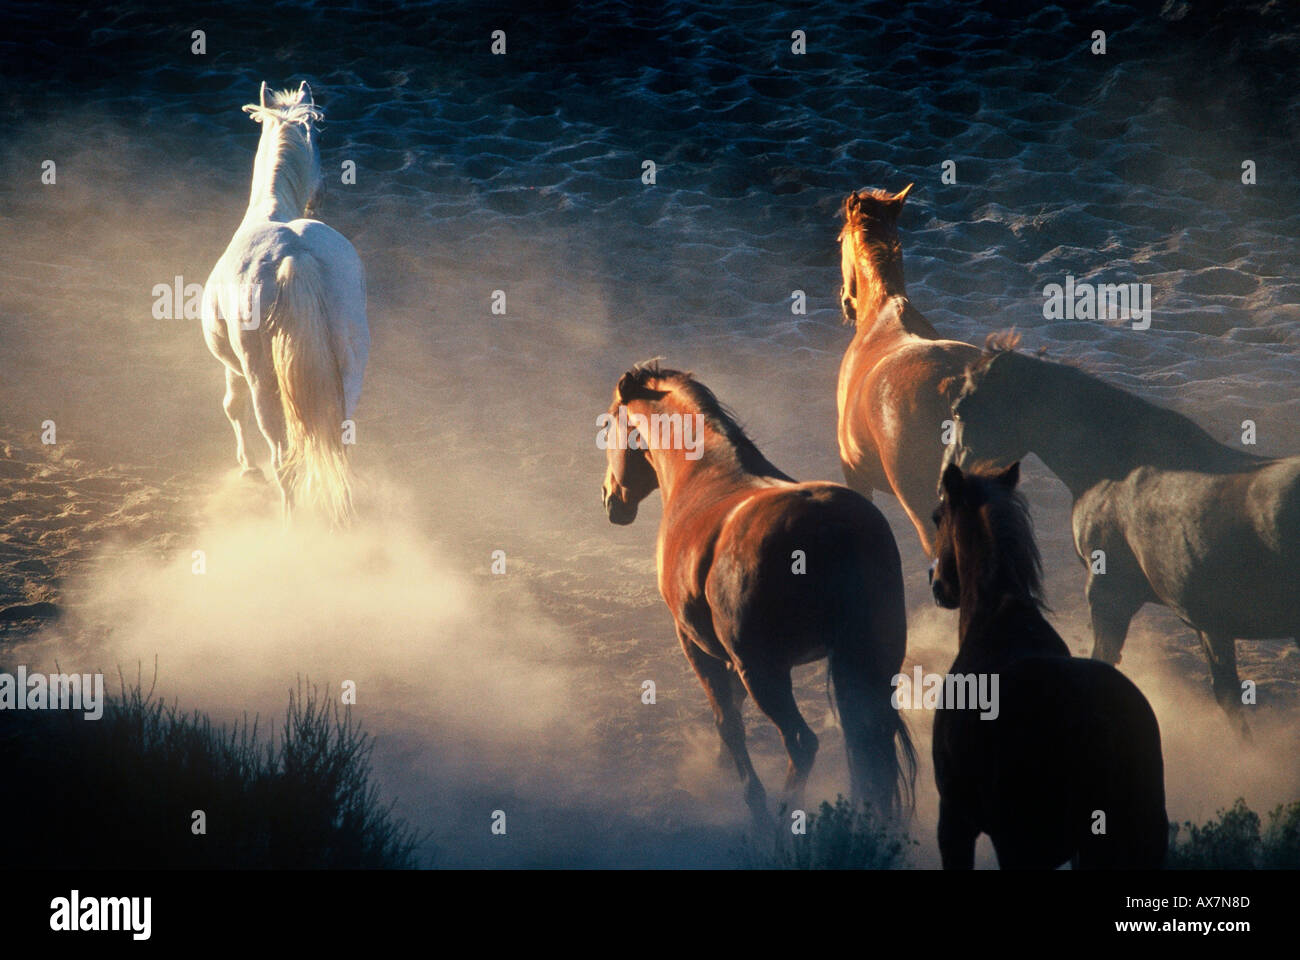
[241, 468, 266, 484]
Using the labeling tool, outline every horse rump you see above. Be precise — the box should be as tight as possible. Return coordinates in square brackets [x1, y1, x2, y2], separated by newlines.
[986, 657, 1167, 869]
[1067, 660, 1168, 869]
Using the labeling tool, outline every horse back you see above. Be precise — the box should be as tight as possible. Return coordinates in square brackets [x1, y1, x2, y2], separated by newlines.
[679, 481, 906, 668]
[206, 218, 368, 412]
[1079, 458, 1300, 633]
[996, 657, 1165, 822]
[838, 332, 980, 496]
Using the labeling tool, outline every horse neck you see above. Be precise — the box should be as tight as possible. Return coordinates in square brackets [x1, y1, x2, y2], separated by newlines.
[952, 522, 1058, 662]
[853, 251, 939, 342]
[649, 412, 789, 513]
[242, 126, 307, 225]
[957, 586, 1057, 667]
[1016, 360, 1257, 497]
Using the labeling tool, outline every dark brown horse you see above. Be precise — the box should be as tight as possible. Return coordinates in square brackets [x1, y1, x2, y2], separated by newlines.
[945, 343, 1300, 730]
[929, 462, 1167, 869]
[600, 360, 916, 822]
[837, 185, 982, 555]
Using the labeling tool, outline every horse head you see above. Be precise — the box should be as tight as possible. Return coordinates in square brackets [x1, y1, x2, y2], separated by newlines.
[838, 183, 911, 324]
[600, 362, 670, 525]
[944, 333, 1030, 476]
[930, 461, 1040, 619]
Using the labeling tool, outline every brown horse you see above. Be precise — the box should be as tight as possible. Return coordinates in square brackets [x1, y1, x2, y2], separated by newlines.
[837, 185, 982, 555]
[929, 462, 1167, 869]
[599, 361, 916, 823]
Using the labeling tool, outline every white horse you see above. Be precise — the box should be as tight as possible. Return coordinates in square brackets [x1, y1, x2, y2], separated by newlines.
[201, 81, 368, 526]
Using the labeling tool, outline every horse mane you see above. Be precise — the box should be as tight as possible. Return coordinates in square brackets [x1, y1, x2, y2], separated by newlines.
[242, 86, 323, 217]
[838, 188, 906, 326]
[935, 329, 1022, 396]
[969, 469, 1045, 608]
[983, 329, 1022, 354]
[837, 188, 902, 238]
[960, 329, 1021, 386]
[622, 360, 791, 479]
[242, 86, 324, 127]
[837, 191, 899, 267]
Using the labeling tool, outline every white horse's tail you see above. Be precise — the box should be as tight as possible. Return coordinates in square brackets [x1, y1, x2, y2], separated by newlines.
[268, 253, 354, 526]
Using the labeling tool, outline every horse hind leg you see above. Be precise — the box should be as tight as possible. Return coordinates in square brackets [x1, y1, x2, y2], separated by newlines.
[715, 666, 748, 769]
[222, 367, 263, 482]
[242, 355, 294, 523]
[883, 458, 939, 557]
[937, 801, 978, 870]
[677, 630, 769, 825]
[1198, 632, 1251, 740]
[734, 657, 819, 807]
[1074, 802, 1169, 869]
[1087, 578, 1144, 664]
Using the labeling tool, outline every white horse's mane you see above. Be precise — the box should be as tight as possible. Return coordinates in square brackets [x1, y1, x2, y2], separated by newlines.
[242, 86, 324, 126]
[242, 86, 323, 219]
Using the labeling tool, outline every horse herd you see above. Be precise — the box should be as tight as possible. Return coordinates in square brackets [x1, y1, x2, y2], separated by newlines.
[205, 86, 1298, 868]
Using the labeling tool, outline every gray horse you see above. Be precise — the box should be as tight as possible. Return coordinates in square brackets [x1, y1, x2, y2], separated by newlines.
[944, 343, 1299, 732]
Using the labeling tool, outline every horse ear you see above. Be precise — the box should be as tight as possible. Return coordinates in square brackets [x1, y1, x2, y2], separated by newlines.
[299, 80, 313, 103]
[259, 81, 268, 109]
[996, 461, 1020, 490]
[886, 183, 912, 219]
[844, 191, 862, 216]
[616, 372, 638, 403]
[617, 372, 668, 404]
[941, 463, 965, 505]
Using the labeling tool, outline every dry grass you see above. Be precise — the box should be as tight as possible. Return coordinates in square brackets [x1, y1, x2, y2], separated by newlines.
[0, 666, 421, 868]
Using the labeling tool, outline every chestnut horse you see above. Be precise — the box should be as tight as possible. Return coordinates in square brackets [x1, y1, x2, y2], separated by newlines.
[929, 462, 1167, 869]
[600, 361, 915, 822]
[945, 343, 1300, 730]
[837, 185, 982, 555]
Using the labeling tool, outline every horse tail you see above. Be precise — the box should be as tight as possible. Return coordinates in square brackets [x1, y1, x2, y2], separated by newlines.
[268, 253, 354, 526]
[828, 639, 917, 821]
